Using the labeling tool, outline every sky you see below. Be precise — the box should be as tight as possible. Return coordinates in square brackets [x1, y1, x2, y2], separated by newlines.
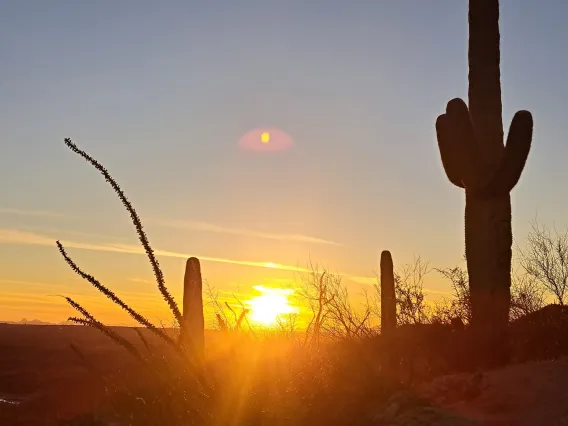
[1, 0, 567, 324]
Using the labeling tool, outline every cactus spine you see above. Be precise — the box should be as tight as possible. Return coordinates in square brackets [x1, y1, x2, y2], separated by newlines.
[435, 1, 533, 334]
[380, 250, 396, 336]
[180, 257, 205, 357]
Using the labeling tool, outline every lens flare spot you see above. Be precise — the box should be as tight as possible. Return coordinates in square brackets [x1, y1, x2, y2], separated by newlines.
[239, 127, 293, 152]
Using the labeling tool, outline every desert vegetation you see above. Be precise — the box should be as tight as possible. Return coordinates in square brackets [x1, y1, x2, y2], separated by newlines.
[25, 133, 563, 426]
[5, 1, 568, 425]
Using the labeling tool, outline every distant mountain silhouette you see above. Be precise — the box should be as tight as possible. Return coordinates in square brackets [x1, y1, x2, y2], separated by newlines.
[0, 319, 135, 327]
[19, 318, 52, 325]
[0, 318, 55, 325]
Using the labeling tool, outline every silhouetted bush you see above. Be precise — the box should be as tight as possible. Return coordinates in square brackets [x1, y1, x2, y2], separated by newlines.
[510, 304, 568, 362]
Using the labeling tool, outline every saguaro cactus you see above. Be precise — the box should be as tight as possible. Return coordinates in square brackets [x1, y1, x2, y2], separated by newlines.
[180, 257, 205, 357]
[435, 1, 533, 334]
[380, 250, 396, 336]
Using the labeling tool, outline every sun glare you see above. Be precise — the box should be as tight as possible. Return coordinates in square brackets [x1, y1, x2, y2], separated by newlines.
[238, 127, 294, 152]
[247, 285, 298, 326]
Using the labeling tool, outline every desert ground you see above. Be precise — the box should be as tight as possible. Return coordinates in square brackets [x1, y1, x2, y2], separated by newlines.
[3, 323, 568, 426]
[0, 324, 140, 425]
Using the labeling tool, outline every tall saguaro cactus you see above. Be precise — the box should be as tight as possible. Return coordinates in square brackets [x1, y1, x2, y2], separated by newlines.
[380, 250, 396, 336]
[180, 257, 205, 358]
[435, 1, 533, 334]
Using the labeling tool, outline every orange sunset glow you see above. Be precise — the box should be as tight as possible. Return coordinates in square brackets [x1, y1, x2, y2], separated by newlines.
[3, 1, 568, 425]
[246, 285, 298, 326]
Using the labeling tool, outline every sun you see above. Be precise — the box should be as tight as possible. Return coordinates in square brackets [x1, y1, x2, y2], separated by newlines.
[260, 132, 270, 143]
[247, 286, 297, 326]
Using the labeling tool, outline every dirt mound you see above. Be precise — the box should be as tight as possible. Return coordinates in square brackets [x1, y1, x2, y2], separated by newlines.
[367, 305, 568, 384]
[374, 358, 568, 425]
[510, 304, 568, 362]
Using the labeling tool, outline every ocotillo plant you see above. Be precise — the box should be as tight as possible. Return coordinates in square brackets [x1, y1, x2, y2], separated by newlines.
[380, 250, 396, 336]
[180, 257, 205, 357]
[435, 1, 533, 333]
[59, 138, 184, 345]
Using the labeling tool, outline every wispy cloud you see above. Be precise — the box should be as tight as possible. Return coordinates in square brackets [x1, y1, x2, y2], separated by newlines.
[157, 219, 342, 246]
[0, 228, 56, 246]
[0, 278, 76, 289]
[349, 275, 379, 285]
[0, 228, 311, 273]
[128, 277, 154, 285]
[0, 228, 450, 296]
[0, 228, 386, 288]
[20, 225, 123, 241]
[0, 207, 65, 218]
[347, 275, 451, 296]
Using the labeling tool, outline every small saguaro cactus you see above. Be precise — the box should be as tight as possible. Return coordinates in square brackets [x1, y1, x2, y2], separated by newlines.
[180, 257, 205, 357]
[380, 250, 396, 336]
[435, 0, 533, 338]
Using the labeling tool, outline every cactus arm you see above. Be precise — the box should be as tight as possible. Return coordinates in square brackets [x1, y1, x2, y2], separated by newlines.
[488, 110, 533, 194]
[438, 98, 493, 191]
[435, 114, 465, 188]
[445, 98, 487, 190]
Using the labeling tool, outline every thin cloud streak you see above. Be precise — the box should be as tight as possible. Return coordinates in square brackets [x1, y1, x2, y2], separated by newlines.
[0, 228, 382, 286]
[0, 207, 65, 218]
[157, 219, 342, 246]
[347, 275, 450, 296]
[129, 278, 154, 285]
[0, 228, 311, 273]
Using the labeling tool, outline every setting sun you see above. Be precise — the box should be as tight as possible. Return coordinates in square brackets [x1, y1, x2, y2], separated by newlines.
[247, 285, 298, 326]
[260, 132, 270, 143]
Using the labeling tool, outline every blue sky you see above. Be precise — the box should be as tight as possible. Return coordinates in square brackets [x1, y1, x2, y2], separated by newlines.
[1, 0, 567, 322]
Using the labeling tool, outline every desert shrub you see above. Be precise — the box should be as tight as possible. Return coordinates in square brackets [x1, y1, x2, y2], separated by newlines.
[434, 264, 546, 324]
[510, 304, 568, 362]
[394, 257, 431, 326]
[204, 282, 251, 333]
[434, 266, 471, 325]
[518, 219, 568, 305]
[297, 262, 378, 343]
[510, 272, 547, 321]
